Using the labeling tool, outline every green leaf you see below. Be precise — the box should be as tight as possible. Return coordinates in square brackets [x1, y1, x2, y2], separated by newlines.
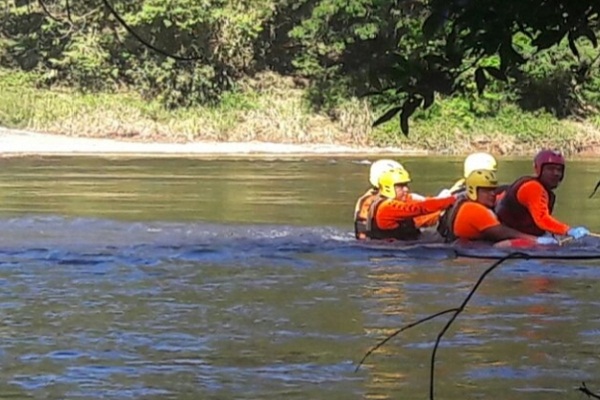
[422, 90, 434, 109]
[424, 55, 447, 68]
[484, 66, 507, 82]
[568, 32, 580, 59]
[399, 96, 423, 135]
[475, 68, 487, 95]
[532, 29, 566, 51]
[373, 106, 402, 128]
[499, 42, 525, 70]
[579, 27, 598, 48]
[422, 12, 445, 39]
[400, 111, 410, 135]
[404, 96, 423, 115]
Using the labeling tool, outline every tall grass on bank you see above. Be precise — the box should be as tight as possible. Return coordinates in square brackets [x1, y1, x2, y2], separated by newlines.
[0, 70, 371, 145]
[0, 69, 598, 155]
[370, 95, 600, 156]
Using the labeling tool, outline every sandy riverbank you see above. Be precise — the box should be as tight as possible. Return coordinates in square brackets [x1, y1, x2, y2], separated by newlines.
[2, 126, 599, 159]
[0, 127, 428, 158]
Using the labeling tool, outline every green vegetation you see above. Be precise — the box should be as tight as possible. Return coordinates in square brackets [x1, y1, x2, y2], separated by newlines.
[0, 0, 599, 155]
[381, 0, 600, 133]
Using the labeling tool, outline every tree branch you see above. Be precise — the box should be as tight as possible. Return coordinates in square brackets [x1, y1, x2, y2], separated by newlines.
[355, 307, 460, 372]
[100, 0, 205, 62]
[579, 382, 600, 399]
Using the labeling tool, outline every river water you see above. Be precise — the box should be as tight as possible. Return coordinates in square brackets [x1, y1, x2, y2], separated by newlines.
[0, 155, 599, 399]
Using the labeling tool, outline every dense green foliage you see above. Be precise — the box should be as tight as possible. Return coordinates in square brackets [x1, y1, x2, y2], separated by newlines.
[1, 0, 599, 138]
[1, 0, 273, 107]
[285, 0, 600, 133]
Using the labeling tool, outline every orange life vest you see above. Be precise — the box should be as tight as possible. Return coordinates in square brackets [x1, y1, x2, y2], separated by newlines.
[353, 189, 378, 240]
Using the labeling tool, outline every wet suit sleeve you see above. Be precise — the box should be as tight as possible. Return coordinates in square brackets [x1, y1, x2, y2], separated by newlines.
[376, 197, 455, 230]
[516, 180, 570, 235]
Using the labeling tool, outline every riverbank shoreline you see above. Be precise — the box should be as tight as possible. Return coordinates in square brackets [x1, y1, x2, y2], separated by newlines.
[2, 126, 599, 159]
[3, 69, 600, 159]
[0, 126, 428, 158]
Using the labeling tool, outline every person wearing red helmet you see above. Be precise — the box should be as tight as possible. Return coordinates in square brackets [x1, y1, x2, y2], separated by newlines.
[495, 149, 589, 239]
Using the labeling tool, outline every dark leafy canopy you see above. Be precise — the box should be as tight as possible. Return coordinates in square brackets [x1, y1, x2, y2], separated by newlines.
[2, 0, 599, 129]
[374, 0, 600, 134]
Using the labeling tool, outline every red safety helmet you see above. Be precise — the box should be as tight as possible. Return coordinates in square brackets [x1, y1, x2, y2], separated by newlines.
[534, 149, 565, 176]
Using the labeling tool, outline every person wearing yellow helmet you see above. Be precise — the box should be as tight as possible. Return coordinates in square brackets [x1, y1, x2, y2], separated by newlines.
[437, 169, 553, 245]
[365, 168, 456, 241]
[440, 152, 499, 197]
[354, 159, 428, 239]
[354, 159, 403, 239]
[369, 159, 403, 188]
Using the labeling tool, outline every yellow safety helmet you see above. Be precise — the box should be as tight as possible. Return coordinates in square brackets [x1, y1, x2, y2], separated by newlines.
[465, 169, 498, 201]
[463, 152, 498, 179]
[378, 168, 411, 199]
[369, 159, 404, 187]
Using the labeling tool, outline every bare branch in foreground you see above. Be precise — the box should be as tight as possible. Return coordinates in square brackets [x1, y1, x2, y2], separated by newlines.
[100, 0, 205, 62]
[579, 382, 600, 399]
[357, 249, 600, 399]
[589, 179, 600, 198]
[355, 307, 460, 372]
[428, 252, 529, 399]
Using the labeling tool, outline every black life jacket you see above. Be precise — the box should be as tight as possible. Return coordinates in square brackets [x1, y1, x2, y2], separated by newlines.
[365, 196, 421, 241]
[495, 176, 555, 237]
[436, 180, 465, 226]
[436, 194, 469, 243]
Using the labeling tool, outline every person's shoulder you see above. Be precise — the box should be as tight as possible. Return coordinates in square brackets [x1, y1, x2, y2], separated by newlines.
[357, 188, 377, 199]
[517, 178, 543, 192]
[460, 201, 495, 217]
[377, 197, 397, 207]
[520, 177, 540, 186]
[460, 201, 484, 211]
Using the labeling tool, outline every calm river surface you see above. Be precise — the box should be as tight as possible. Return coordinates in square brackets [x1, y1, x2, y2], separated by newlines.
[0, 155, 599, 400]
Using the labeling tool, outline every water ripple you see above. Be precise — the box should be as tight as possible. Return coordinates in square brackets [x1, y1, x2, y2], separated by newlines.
[0, 216, 599, 399]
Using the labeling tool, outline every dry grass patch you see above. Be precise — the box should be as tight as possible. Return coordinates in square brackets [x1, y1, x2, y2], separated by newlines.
[3, 69, 600, 155]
